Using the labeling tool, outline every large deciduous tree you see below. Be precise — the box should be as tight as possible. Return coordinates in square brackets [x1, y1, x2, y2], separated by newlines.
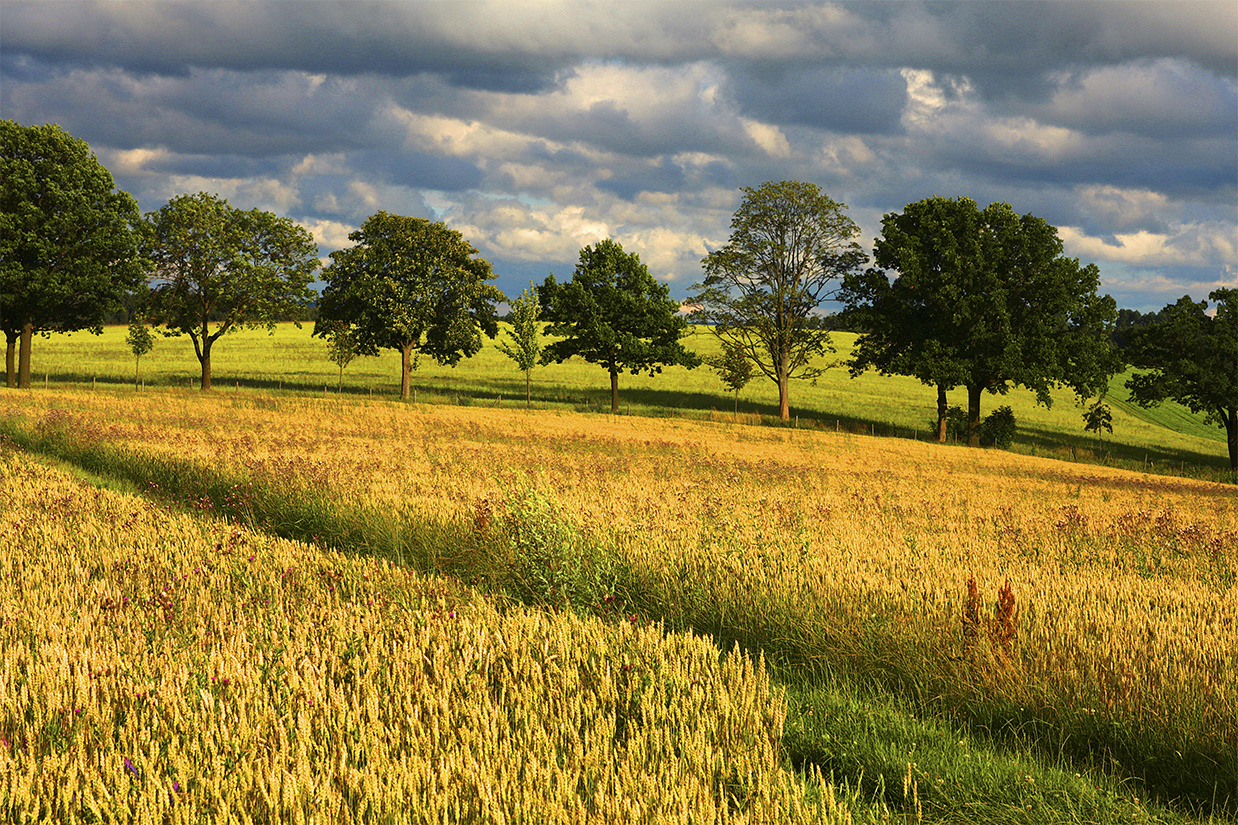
[539, 238, 700, 414]
[314, 212, 503, 400]
[689, 181, 866, 421]
[0, 120, 146, 388]
[1125, 289, 1237, 471]
[144, 192, 318, 390]
[841, 196, 1120, 446]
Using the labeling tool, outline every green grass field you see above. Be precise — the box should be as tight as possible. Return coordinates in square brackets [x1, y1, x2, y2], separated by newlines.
[20, 321, 1232, 478]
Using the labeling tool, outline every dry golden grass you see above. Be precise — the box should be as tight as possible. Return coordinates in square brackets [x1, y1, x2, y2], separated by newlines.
[3, 389, 1236, 803]
[0, 446, 854, 823]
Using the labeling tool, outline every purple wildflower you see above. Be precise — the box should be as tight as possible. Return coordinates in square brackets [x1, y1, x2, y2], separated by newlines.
[124, 756, 139, 779]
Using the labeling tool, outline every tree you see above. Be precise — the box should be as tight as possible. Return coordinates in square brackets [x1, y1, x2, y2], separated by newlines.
[1, 120, 146, 388]
[708, 340, 755, 413]
[144, 192, 318, 390]
[314, 212, 503, 400]
[539, 238, 700, 413]
[840, 196, 1120, 446]
[323, 320, 359, 393]
[689, 181, 866, 421]
[126, 316, 155, 390]
[1083, 401, 1113, 449]
[498, 282, 543, 408]
[1125, 289, 1237, 471]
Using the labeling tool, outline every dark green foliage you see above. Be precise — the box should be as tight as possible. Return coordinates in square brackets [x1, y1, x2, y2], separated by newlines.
[539, 238, 699, 413]
[144, 192, 319, 390]
[314, 212, 504, 400]
[936, 405, 969, 443]
[690, 181, 866, 421]
[1125, 289, 1237, 470]
[978, 405, 1016, 449]
[1083, 402, 1114, 443]
[842, 196, 1121, 447]
[1, 120, 147, 387]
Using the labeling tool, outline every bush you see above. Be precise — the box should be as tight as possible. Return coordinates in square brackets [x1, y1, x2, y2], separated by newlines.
[933, 404, 1016, 447]
[933, 405, 969, 442]
[979, 405, 1017, 448]
[503, 487, 616, 612]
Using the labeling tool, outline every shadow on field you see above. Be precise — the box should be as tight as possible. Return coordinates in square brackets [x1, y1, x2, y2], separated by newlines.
[1014, 423, 1230, 475]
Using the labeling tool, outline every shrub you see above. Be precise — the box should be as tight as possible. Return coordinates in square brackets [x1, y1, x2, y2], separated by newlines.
[979, 405, 1017, 448]
[932, 405, 1016, 447]
[503, 487, 616, 611]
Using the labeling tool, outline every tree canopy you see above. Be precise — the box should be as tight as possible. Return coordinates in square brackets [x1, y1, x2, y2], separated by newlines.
[144, 192, 318, 390]
[539, 238, 700, 413]
[314, 211, 504, 400]
[841, 196, 1120, 446]
[689, 180, 866, 421]
[1, 120, 146, 388]
[1125, 289, 1237, 471]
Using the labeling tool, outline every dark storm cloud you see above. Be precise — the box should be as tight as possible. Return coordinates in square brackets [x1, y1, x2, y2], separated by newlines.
[730, 67, 908, 134]
[2, 60, 385, 157]
[2, 0, 1233, 309]
[351, 150, 484, 192]
[597, 158, 688, 201]
[0, 1, 567, 82]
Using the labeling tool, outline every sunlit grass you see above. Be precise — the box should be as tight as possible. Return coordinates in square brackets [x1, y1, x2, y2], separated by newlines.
[25, 321, 1231, 476]
[0, 448, 858, 823]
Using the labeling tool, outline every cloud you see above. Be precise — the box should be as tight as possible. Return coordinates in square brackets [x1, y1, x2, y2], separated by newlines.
[1035, 58, 1237, 139]
[2, 0, 1233, 309]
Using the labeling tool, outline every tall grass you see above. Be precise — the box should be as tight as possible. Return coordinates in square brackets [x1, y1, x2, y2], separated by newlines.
[0, 448, 861, 823]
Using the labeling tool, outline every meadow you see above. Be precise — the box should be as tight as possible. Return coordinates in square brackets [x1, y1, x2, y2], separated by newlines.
[22, 322, 1233, 477]
[1, 325, 1235, 822]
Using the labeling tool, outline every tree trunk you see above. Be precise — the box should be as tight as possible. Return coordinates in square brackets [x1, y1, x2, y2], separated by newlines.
[5, 329, 16, 388]
[190, 331, 213, 391]
[199, 344, 213, 391]
[967, 383, 983, 447]
[135, 356, 140, 391]
[18, 321, 33, 389]
[1225, 406, 1238, 472]
[936, 384, 949, 442]
[400, 343, 414, 400]
[525, 370, 531, 409]
[610, 369, 619, 413]
[777, 361, 790, 421]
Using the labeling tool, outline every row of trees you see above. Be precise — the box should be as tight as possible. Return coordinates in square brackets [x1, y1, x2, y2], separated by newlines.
[4, 121, 1234, 469]
[2, 122, 321, 391]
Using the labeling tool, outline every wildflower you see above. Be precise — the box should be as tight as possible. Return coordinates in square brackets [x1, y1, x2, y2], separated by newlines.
[124, 757, 139, 779]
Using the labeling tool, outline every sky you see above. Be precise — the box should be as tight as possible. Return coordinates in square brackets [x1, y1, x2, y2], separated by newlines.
[2, 0, 1235, 312]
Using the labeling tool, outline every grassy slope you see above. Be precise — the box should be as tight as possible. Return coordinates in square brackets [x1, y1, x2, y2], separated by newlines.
[27, 323, 1232, 472]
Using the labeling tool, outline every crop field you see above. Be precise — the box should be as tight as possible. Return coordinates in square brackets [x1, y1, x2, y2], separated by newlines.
[0, 446, 850, 823]
[1, 378, 1235, 822]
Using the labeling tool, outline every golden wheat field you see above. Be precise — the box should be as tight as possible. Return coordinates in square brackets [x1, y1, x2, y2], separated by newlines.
[0, 443, 855, 823]
[1, 389, 1236, 820]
